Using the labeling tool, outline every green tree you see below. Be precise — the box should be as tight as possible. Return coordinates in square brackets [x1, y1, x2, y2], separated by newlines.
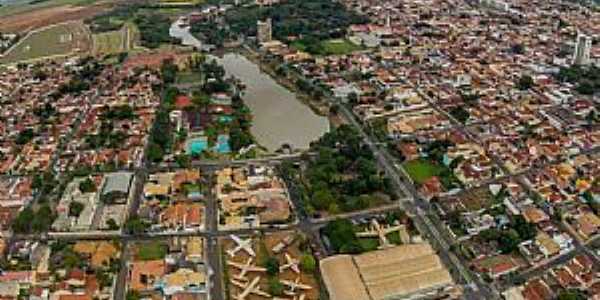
[125, 216, 147, 234]
[312, 188, 336, 211]
[295, 78, 312, 93]
[480, 228, 501, 241]
[450, 106, 470, 124]
[192, 93, 211, 109]
[106, 218, 119, 230]
[117, 52, 128, 63]
[163, 87, 180, 108]
[264, 257, 280, 276]
[126, 291, 141, 300]
[68, 202, 85, 217]
[267, 278, 285, 296]
[576, 81, 595, 95]
[160, 59, 178, 84]
[15, 128, 34, 145]
[134, 13, 174, 49]
[63, 248, 83, 269]
[516, 75, 534, 90]
[95, 269, 112, 288]
[557, 290, 586, 300]
[323, 219, 362, 254]
[175, 154, 191, 168]
[12, 207, 34, 233]
[299, 253, 316, 273]
[79, 178, 96, 193]
[499, 229, 521, 254]
[229, 127, 254, 152]
[513, 215, 536, 241]
[147, 143, 164, 163]
[32, 204, 54, 232]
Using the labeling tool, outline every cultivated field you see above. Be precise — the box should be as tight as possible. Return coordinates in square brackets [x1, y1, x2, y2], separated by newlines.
[0, 0, 113, 33]
[0, 21, 91, 64]
[91, 22, 138, 55]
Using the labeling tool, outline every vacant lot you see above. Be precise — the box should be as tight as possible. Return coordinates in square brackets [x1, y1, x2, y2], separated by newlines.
[403, 159, 446, 185]
[93, 29, 125, 54]
[175, 71, 203, 84]
[0, 0, 112, 33]
[0, 21, 91, 64]
[320, 39, 362, 55]
[91, 22, 137, 55]
[135, 241, 167, 261]
[292, 38, 362, 56]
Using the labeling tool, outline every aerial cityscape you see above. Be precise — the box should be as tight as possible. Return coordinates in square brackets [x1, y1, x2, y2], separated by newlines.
[0, 0, 599, 299]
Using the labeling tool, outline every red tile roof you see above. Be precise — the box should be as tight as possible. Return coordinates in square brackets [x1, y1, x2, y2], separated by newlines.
[522, 279, 552, 300]
[175, 95, 193, 109]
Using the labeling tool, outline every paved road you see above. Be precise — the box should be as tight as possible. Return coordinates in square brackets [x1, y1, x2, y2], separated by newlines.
[515, 231, 600, 283]
[204, 173, 224, 300]
[278, 60, 490, 296]
[412, 83, 600, 294]
[338, 100, 493, 297]
[113, 239, 130, 300]
[157, 152, 314, 169]
[15, 202, 407, 242]
[221, 51, 495, 297]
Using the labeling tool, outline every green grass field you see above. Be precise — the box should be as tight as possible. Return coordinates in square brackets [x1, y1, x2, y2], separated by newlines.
[176, 71, 203, 84]
[91, 22, 139, 55]
[402, 159, 446, 185]
[136, 242, 167, 261]
[320, 39, 362, 55]
[92, 29, 125, 55]
[290, 40, 308, 51]
[291, 38, 362, 56]
[0, 21, 90, 64]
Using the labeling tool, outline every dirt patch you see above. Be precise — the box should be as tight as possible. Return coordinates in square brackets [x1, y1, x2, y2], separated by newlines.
[0, 3, 111, 33]
[222, 231, 321, 300]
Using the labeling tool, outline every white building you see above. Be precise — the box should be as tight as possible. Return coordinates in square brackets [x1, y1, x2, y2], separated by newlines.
[52, 178, 99, 232]
[573, 33, 592, 65]
[480, 0, 509, 11]
[257, 18, 272, 44]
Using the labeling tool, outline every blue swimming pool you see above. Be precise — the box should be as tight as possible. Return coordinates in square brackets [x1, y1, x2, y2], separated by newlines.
[214, 134, 231, 153]
[187, 137, 208, 154]
[219, 116, 234, 123]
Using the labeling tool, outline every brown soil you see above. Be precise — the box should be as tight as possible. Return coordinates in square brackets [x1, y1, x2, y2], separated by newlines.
[222, 231, 321, 300]
[0, 3, 111, 33]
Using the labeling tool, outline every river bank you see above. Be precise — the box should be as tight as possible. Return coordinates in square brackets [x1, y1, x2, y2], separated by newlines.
[237, 47, 332, 118]
[211, 52, 329, 152]
[169, 19, 330, 152]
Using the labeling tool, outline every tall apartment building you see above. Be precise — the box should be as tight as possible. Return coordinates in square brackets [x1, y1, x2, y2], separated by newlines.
[257, 18, 272, 44]
[573, 33, 592, 65]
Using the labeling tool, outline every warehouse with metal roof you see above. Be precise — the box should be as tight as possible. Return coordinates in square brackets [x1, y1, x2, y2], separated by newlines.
[320, 243, 455, 300]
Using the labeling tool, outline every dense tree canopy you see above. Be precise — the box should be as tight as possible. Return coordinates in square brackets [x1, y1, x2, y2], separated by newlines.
[13, 204, 55, 234]
[323, 219, 362, 254]
[192, 0, 368, 46]
[557, 65, 600, 95]
[304, 125, 393, 214]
